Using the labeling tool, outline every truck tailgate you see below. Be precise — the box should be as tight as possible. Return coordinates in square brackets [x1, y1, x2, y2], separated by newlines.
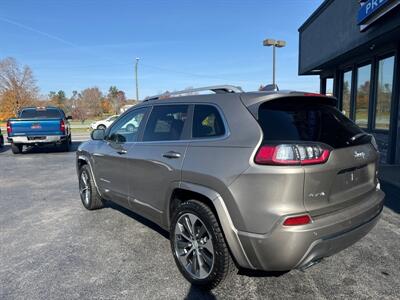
[9, 118, 63, 136]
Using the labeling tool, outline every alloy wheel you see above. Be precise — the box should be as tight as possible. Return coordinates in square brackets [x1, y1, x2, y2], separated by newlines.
[174, 213, 214, 279]
[79, 171, 91, 205]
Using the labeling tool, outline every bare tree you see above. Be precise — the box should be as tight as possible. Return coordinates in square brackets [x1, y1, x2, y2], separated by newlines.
[0, 57, 38, 118]
[107, 86, 126, 114]
[80, 87, 103, 118]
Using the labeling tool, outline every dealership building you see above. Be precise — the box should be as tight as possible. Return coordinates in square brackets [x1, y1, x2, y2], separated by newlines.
[299, 0, 400, 165]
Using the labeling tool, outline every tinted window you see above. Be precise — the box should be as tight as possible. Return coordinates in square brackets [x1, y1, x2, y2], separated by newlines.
[143, 105, 188, 141]
[258, 98, 369, 149]
[107, 108, 147, 143]
[19, 108, 62, 119]
[355, 64, 371, 128]
[193, 105, 225, 138]
[375, 56, 395, 130]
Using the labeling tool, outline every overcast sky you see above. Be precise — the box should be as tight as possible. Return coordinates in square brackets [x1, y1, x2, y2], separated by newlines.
[0, 0, 323, 99]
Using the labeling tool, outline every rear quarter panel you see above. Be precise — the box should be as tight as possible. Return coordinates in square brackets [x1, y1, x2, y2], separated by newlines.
[181, 95, 262, 231]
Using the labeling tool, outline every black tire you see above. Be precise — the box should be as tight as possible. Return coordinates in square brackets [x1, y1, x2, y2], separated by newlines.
[60, 139, 70, 152]
[68, 134, 72, 145]
[170, 200, 237, 289]
[11, 143, 23, 154]
[78, 164, 104, 210]
[97, 124, 106, 130]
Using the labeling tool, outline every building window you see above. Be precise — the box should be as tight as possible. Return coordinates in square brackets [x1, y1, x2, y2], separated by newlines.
[375, 56, 395, 130]
[355, 64, 371, 128]
[341, 70, 352, 117]
[326, 78, 334, 96]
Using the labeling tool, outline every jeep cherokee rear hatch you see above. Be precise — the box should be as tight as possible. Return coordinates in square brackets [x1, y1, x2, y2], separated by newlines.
[252, 96, 379, 216]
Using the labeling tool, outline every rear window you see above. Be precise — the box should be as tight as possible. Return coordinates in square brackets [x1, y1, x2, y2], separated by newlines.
[19, 108, 63, 119]
[258, 99, 370, 148]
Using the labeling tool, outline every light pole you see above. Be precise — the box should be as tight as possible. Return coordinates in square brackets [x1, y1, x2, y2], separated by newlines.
[263, 39, 286, 87]
[135, 57, 140, 101]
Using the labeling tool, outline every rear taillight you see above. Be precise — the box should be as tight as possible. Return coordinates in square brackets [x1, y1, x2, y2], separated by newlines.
[7, 121, 12, 135]
[283, 214, 312, 226]
[60, 119, 66, 134]
[255, 144, 330, 165]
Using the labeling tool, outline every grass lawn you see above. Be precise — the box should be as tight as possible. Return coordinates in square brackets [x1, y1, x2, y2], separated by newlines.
[71, 128, 91, 134]
[69, 119, 97, 126]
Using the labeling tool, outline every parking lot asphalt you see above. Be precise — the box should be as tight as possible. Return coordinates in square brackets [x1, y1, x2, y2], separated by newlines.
[1, 141, 399, 300]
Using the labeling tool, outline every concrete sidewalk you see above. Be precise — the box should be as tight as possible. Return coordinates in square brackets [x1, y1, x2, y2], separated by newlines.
[71, 133, 90, 142]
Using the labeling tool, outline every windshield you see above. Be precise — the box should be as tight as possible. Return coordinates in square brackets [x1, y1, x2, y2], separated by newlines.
[19, 108, 63, 119]
[258, 98, 371, 148]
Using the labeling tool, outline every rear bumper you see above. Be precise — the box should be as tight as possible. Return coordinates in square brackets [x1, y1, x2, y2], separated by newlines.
[8, 135, 68, 144]
[237, 189, 384, 271]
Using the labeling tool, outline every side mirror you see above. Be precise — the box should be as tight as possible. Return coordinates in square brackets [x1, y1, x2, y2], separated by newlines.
[91, 129, 105, 140]
[67, 116, 73, 120]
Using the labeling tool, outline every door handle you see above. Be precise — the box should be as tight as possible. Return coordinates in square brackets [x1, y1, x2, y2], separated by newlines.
[163, 151, 181, 159]
[117, 149, 127, 155]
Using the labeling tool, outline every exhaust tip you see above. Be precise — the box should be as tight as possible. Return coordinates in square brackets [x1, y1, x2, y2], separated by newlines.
[298, 258, 323, 272]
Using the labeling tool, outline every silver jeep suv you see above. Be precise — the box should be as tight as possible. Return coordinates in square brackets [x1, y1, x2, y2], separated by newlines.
[76, 85, 384, 289]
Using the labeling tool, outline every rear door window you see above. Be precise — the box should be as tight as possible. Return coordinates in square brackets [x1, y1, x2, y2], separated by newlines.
[143, 105, 189, 141]
[258, 98, 370, 148]
[192, 105, 225, 138]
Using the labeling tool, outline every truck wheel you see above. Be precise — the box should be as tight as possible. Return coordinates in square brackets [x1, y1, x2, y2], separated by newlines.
[60, 140, 70, 152]
[170, 200, 237, 289]
[79, 164, 104, 210]
[11, 144, 23, 154]
[97, 124, 106, 130]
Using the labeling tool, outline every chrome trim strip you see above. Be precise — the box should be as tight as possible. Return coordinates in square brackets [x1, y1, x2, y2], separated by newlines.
[132, 198, 163, 214]
[109, 102, 231, 145]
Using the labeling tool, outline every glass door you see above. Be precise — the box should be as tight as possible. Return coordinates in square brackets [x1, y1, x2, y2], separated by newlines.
[354, 64, 372, 128]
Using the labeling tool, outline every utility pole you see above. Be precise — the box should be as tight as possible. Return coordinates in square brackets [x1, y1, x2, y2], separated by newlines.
[135, 58, 140, 101]
[263, 39, 286, 87]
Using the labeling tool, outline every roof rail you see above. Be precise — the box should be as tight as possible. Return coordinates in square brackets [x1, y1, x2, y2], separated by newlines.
[144, 85, 244, 101]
